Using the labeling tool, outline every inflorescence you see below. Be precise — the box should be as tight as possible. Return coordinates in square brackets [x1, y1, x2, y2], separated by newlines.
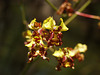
[23, 17, 87, 71]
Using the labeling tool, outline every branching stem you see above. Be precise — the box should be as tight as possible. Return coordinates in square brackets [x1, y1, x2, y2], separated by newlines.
[65, 0, 92, 25]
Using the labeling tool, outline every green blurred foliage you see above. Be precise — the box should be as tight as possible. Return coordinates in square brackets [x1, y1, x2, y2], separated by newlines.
[0, 0, 100, 75]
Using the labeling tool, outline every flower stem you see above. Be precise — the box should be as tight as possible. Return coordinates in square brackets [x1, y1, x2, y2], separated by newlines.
[45, 0, 67, 17]
[45, 0, 58, 11]
[75, 11, 100, 20]
[20, 1, 28, 26]
[65, 0, 92, 25]
[20, 56, 39, 75]
[20, 5, 28, 25]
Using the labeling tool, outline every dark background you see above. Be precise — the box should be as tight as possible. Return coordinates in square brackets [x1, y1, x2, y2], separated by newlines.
[0, 0, 100, 75]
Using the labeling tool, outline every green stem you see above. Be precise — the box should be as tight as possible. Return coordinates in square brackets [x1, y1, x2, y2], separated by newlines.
[20, 56, 39, 75]
[20, 2, 28, 26]
[45, 0, 67, 17]
[45, 0, 58, 11]
[73, 0, 81, 9]
[65, 0, 92, 25]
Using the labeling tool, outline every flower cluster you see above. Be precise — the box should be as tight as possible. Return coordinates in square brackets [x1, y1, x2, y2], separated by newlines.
[23, 17, 68, 62]
[53, 43, 87, 71]
[23, 19, 49, 63]
[42, 17, 68, 46]
[23, 17, 87, 71]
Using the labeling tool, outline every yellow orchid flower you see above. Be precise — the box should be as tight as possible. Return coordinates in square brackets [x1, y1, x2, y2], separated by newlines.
[42, 17, 69, 32]
[53, 48, 64, 58]
[25, 38, 35, 47]
[60, 18, 69, 31]
[42, 17, 56, 30]
[74, 43, 87, 52]
[68, 43, 87, 57]
[23, 30, 32, 39]
[68, 50, 77, 57]
[28, 18, 36, 29]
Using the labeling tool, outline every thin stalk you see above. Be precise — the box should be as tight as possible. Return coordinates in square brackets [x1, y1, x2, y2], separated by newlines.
[75, 11, 100, 20]
[20, 4, 28, 26]
[20, 0, 28, 26]
[20, 56, 39, 75]
[65, 0, 92, 25]
[45, 0, 67, 17]
[45, 0, 58, 11]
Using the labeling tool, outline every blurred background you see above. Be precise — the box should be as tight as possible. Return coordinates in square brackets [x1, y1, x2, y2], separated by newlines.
[0, 0, 100, 75]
